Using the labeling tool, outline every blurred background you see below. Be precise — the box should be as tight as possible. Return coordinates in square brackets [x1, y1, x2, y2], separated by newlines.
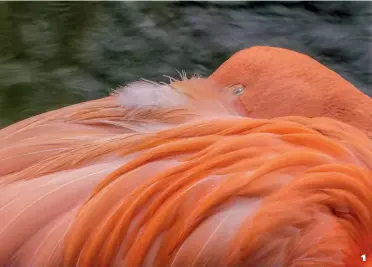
[0, 1, 371, 127]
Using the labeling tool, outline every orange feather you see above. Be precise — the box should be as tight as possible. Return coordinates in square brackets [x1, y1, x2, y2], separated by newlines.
[0, 46, 371, 267]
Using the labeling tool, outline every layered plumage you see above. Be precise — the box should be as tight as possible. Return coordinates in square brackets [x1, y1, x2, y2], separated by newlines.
[1, 46, 372, 267]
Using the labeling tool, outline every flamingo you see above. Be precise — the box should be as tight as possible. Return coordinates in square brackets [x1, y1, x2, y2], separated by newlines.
[1, 46, 372, 267]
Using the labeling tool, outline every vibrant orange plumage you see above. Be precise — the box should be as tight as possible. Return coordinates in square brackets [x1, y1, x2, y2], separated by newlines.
[1, 46, 372, 267]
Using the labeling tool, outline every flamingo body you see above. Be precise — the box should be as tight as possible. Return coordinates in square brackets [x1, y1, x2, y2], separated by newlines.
[1, 46, 372, 267]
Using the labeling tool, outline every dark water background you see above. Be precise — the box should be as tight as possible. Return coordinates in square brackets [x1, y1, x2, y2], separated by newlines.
[0, 1, 371, 127]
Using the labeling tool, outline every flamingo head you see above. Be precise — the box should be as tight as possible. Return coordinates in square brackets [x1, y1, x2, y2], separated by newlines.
[172, 46, 372, 134]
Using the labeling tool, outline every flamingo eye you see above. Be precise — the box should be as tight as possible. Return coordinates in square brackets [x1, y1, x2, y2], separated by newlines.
[232, 85, 245, 96]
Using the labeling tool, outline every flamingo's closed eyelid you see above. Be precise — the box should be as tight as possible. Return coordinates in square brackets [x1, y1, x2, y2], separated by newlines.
[230, 84, 246, 96]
